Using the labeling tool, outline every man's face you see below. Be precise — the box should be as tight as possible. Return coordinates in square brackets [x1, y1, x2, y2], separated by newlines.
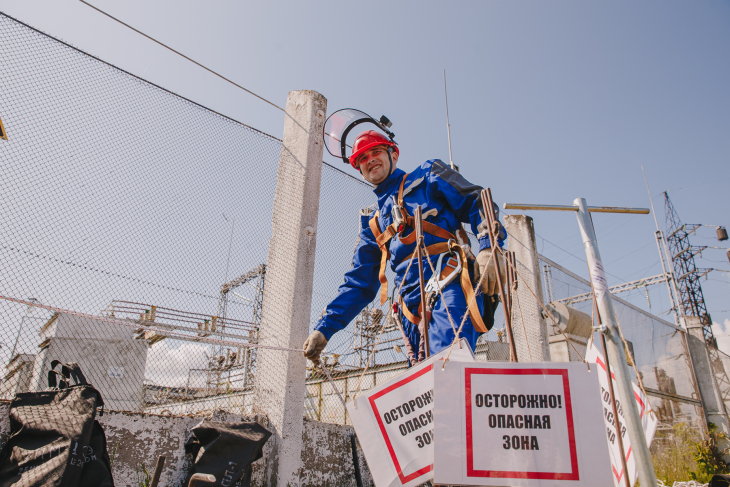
[355, 145, 398, 185]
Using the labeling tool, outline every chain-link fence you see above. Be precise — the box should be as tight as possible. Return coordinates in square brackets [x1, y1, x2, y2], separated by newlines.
[0, 11, 285, 414]
[0, 12, 716, 453]
[0, 13, 356, 418]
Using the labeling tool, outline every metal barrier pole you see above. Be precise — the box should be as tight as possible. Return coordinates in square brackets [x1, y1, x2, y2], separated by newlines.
[574, 197, 657, 487]
[481, 189, 517, 362]
[414, 205, 431, 358]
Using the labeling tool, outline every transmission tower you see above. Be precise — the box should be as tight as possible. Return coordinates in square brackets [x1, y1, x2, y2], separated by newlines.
[209, 263, 266, 394]
[663, 192, 715, 343]
[664, 192, 730, 417]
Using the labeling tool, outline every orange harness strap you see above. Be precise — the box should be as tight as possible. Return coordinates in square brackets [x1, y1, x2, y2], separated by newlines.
[400, 242, 451, 265]
[370, 175, 408, 305]
[368, 211, 391, 306]
[399, 294, 422, 324]
[452, 244, 488, 333]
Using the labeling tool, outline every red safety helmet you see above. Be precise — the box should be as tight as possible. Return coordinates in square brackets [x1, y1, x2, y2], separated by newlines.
[349, 130, 399, 169]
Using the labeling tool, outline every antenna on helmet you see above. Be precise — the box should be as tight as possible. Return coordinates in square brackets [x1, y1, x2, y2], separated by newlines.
[443, 69, 456, 171]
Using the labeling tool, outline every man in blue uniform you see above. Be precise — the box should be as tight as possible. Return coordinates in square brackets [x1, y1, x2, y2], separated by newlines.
[303, 130, 505, 364]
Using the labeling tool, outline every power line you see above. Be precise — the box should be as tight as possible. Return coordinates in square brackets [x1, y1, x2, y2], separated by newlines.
[605, 241, 654, 266]
[0, 243, 241, 303]
[536, 234, 629, 283]
[0, 11, 281, 142]
[79, 0, 285, 113]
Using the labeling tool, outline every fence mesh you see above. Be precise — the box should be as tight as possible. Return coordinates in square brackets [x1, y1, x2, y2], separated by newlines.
[0, 11, 421, 423]
[0, 12, 712, 458]
[0, 12, 288, 414]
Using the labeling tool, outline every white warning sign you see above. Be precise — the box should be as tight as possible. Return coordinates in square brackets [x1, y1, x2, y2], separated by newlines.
[586, 340, 658, 487]
[433, 361, 612, 486]
[347, 339, 475, 487]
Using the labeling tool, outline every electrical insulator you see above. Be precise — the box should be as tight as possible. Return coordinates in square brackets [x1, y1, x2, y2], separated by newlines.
[718, 226, 728, 242]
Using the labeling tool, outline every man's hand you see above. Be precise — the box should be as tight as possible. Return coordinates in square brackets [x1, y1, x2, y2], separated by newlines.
[303, 330, 328, 364]
[475, 248, 507, 296]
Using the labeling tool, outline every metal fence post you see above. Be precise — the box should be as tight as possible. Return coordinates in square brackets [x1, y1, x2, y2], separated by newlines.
[574, 198, 657, 487]
[252, 90, 327, 486]
[503, 215, 551, 362]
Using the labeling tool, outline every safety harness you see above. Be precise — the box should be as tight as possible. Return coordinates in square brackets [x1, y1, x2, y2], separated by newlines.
[368, 174, 489, 333]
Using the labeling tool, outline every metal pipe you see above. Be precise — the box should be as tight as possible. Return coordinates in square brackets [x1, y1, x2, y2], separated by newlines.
[481, 189, 517, 362]
[414, 205, 430, 358]
[594, 295, 631, 487]
[574, 198, 657, 487]
[504, 203, 579, 212]
[587, 206, 650, 214]
[504, 203, 649, 214]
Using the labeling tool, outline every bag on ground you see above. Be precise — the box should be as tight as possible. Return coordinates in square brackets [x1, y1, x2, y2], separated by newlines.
[0, 361, 108, 487]
[184, 420, 271, 487]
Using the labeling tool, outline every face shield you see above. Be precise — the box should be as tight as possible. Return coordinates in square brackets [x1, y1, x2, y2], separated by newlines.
[323, 108, 396, 168]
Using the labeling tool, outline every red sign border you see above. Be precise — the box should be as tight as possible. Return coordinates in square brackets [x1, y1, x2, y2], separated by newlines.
[464, 367, 580, 480]
[369, 363, 435, 485]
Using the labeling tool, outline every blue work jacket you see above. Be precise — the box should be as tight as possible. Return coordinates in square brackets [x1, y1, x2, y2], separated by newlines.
[314, 159, 504, 348]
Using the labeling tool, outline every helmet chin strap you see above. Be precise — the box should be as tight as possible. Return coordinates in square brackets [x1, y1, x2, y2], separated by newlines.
[359, 148, 395, 185]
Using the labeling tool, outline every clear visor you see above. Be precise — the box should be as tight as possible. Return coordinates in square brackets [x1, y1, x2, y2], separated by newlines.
[323, 108, 381, 162]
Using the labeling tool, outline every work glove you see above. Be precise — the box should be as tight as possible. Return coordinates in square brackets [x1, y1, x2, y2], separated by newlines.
[474, 248, 507, 296]
[303, 330, 328, 364]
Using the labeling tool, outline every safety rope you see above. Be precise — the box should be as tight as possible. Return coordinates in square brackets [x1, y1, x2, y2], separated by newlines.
[441, 246, 494, 368]
[320, 357, 347, 408]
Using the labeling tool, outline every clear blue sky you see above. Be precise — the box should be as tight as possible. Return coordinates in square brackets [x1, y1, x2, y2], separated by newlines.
[2, 1, 729, 345]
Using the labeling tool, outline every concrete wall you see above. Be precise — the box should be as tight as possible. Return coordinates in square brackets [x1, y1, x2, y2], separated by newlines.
[0, 403, 372, 487]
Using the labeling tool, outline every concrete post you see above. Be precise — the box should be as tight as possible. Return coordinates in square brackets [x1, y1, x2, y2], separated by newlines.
[253, 90, 327, 486]
[684, 316, 730, 435]
[503, 215, 551, 362]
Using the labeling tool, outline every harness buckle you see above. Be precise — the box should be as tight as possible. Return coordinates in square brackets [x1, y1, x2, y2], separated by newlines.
[424, 248, 462, 295]
[391, 195, 407, 234]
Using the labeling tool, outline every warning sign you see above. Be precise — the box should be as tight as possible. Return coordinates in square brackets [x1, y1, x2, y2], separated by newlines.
[586, 340, 658, 487]
[433, 361, 612, 486]
[347, 339, 475, 487]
